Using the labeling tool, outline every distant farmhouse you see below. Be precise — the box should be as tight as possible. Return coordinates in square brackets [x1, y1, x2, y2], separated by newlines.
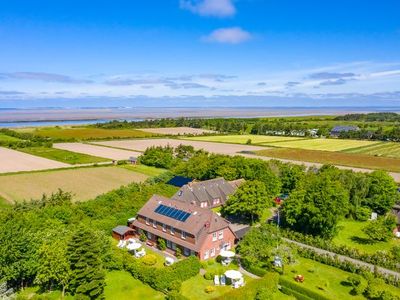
[129, 195, 236, 260]
[171, 178, 244, 209]
[330, 125, 360, 137]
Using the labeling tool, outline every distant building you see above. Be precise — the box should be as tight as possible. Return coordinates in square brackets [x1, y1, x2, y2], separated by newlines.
[128, 156, 138, 165]
[112, 225, 135, 240]
[330, 125, 359, 137]
[171, 178, 244, 209]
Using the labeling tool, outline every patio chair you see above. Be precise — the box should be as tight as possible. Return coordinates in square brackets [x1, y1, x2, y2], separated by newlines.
[120, 240, 126, 248]
[214, 275, 220, 286]
[220, 275, 226, 286]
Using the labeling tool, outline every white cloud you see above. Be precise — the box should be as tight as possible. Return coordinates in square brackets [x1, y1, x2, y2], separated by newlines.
[180, 0, 236, 17]
[203, 27, 252, 44]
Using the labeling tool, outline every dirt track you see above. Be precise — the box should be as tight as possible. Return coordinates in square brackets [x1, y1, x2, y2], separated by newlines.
[54, 143, 142, 160]
[0, 147, 69, 173]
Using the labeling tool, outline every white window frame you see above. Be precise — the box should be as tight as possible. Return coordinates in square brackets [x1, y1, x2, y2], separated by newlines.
[166, 240, 172, 248]
[145, 217, 150, 225]
[152, 219, 157, 228]
[213, 198, 220, 205]
[162, 223, 167, 232]
[147, 232, 152, 240]
[218, 230, 223, 240]
[212, 232, 217, 242]
[184, 247, 190, 256]
[170, 226, 175, 235]
[210, 248, 215, 257]
[204, 250, 209, 259]
[181, 231, 186, 240]
[201, 202, 207, 208]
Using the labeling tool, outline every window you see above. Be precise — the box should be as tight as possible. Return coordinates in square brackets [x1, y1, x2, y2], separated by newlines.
[147, 232, 152, 240]
[204, 250, 209, 259]
[170, 226, 175, 235]
[162, 223, 167, 232]
[212, 232, 217, 241]
[218, 230, 223, 240]
[181, 231, 187, 239]
[166, 240, 172, 248]
[184, 247, 190, 256]
[210, 248, 215, 257]
[145, 217, 150, 225]
[152, 219, 157, 228]
[171, 242, 177, 250]
[201, 202, 207, 208]
[213, 198, 220, 205]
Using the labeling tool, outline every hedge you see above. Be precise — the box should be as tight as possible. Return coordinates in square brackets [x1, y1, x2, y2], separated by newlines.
[279, 277, 331, 300]
[280, 285, 314, 300]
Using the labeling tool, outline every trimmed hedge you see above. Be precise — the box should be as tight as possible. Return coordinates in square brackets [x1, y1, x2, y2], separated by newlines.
[280, 285, 314, 300]
[279, 277, 331, 300]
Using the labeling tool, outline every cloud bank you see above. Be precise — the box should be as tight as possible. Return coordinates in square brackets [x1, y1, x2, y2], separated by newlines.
[203, 27, 252, 44]
[180, 0, 236, 17]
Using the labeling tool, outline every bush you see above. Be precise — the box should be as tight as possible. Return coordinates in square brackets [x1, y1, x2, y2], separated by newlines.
[142, 254, 157, 266]
[204, 272, 214, 280]
[279, 277, 331, 300]
[139, 232, 147, 242]
[165, 291, 189, 300]
[175, 247, 182, 258]
[255, 287, 273, 300]
[204, 286, 216, 294]
[355, 207, 371, 221]
[158, 238, 166, 251]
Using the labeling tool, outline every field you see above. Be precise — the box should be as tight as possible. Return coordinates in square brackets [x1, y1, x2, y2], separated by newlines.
[18, 147, 109, 164]
[119, 164, 167, 177]
[344, 142, 400, 158]
[140, 126, 216, 135]
[333, 220, 400, 254]
[255, 148, 400, 173]
[183, 134, 306, 144]
[92, 138, 265, 155]
[32, 127, 155, 140]
[0, 133, 21, 142]
[104, 270, 164, 300]
[0, 166, 148, 203]
[54, 143, 142, 160]
[0, 147, 69, 174]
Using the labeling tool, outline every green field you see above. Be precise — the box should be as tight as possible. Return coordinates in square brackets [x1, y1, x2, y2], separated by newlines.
[183, 134, 305, 144]
[120, 164, 167, 177]
[0, 166, 148, 203]
[32, 127, 156, 140]
[344, 142, 400, 158]
[333, 220, 400, 254]
[104, 270, 164, 300]
[18, 147, 109, 164]
[0, 133, 21, 142]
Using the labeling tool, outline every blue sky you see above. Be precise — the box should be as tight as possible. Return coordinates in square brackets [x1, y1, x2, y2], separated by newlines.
[1, 0, 400, 108]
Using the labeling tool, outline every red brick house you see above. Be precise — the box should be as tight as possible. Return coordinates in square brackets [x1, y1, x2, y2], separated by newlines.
[171, 177, 244, 209]
[129, 194, 236, 260]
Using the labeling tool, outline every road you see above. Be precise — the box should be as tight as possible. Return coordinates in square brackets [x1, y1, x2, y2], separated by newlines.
[283, 238, 400, 279]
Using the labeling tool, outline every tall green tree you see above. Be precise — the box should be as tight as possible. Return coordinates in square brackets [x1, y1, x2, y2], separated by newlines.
[281, 172, 349, 238]
[222, 180, 272, 224]
[362, 215, 397, 242]
[67, 226, 105, 300]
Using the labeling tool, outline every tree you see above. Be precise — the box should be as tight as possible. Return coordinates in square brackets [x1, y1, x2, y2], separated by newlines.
[158, 238, 166, 251]
[365, 171, 398, 215]
[67, 226, 105, 300]
[174, 144, 195, 160]
[35, 240, 71, 296]
[362, 215, 397, 242]
[279, 163, 305, 194]
[281, 172, 349, 238]
[222, 180, 272, 224]
[140, 146, 175, 169]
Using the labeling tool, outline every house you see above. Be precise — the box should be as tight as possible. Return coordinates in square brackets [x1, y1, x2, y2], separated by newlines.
[171, 177, 244, 209]
[128, 156, 138, 165]
[129, 194, 236, 260]
[112, 225, 136, 240]
[330, 125, 359, 137]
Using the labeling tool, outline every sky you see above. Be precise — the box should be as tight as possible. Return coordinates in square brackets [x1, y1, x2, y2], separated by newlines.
[0, 0, 400, 108]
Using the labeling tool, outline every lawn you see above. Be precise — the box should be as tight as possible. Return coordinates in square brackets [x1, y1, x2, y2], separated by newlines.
[0, 133, 21, 142]
[255, 148, 400, 172]
[16, 287, 74, 300]
[104, 270, 164, 300]
[180, 259, 254, 300]
[283, 257, 366, 300]
[183, 134, 305, 145]
[344, 142, 400, 158]
[120, 164, 167, 177]
[18, 147, 109, 164]
[0, 166, 148, 203]
[33, 127, 156, 140]
[333, 220, 400, 254]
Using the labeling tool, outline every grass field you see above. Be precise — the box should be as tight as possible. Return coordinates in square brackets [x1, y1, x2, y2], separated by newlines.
[344, 142, 400, 158]
[104, 270, 164, 300]
[255, 148, 400, 172]
[0, 166, 148, 203]
[183, 134, 304, 144]
[18, 147, 109, 164]
[333, 220, 400, 254]
[120, 164, 167, 177]
[0, 133, 21, 142]
[33, 127, 156, 140]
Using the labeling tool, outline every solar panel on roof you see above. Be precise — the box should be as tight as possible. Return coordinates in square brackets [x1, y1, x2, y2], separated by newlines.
[154, 204, 191, 222]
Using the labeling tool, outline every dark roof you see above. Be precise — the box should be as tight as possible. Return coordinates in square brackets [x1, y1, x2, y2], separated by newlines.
[171, 178, 244, 207]
[231, 225, 251, 239]
[392, 205, 400, 225]
[134, 194, 231, 236]
[331, 125, 359, 133]
[113, 225, 133, 235]
[167, 176, 193, 187]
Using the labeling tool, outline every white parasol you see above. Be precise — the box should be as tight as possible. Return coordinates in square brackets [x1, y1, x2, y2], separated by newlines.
[126, 242, 142, 251]
[220, 250, 235, 258]
[224, 270, 243, 280]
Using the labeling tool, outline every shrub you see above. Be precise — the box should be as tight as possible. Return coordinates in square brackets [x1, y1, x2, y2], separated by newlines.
[165, 291, 189, 300]
[279, 277, 330, 300]
[158, 238, 166, 251]
[255, 287, 273, 300]
[204, 272, 214, 280]
[175, 247, 182, 258]
[142, 254, 157, 266]
[355, 207, 371, 221]
[204, 286, 216, 294]
[139, 232, 147, 242]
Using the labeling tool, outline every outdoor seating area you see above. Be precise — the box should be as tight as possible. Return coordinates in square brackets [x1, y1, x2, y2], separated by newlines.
[224, 270, 245, 288]
[220, 250, 235, 266]
[117, 238, 147, 258]
[214, 274, 227, 286]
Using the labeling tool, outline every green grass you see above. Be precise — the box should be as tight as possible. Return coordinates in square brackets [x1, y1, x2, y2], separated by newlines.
[18, 147, 109, 164]
[0, 195, 10, 209]
[283, 257, 366, 300]
[0, 133, 21, 142]
[120, 164, 167, 177]
[16, 286, 74, 300]
[104, 270, 164, 300]
[183, 134, 305, 145]
[33, 127, 156, 140]
[344, 142, 400, 158]
[333, 220, 400, 254]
